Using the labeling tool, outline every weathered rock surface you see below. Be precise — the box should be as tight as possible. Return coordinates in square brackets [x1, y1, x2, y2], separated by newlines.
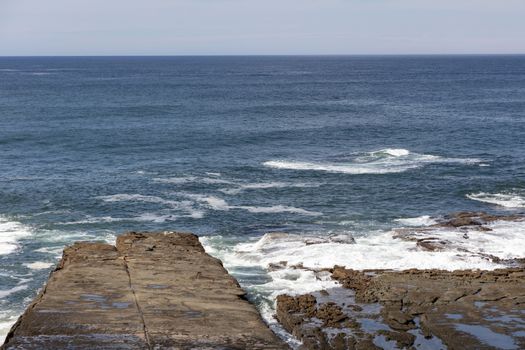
[277, 267, 525, 349]
[2, 232, 286, 349]
[436, 211, 524, 228]
[273, 212, 525, 349]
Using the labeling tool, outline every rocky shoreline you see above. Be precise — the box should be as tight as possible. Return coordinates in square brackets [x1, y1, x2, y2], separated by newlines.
[274, 212, 525, 349]
[277, 267, 525, 349]
[392, 211, 525, 266]
[3, 212, 525, 349]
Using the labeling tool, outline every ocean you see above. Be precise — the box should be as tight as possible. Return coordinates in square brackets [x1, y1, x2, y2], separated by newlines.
[1, 55, 524, 342]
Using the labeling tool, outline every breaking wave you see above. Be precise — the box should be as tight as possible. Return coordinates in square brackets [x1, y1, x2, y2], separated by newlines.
[0, 217, 32, 256]
[394, 215, 438, 227]
[369, 148, 411, 157]
[264, 148, 480, 174]
[467, 192, 525, 208]
[201, 217, 525, 332]
[0, 282, 30, 343]
[24, 262, 55, 270]
[219, 226, 519, 272]
[184, 194, 321, 216]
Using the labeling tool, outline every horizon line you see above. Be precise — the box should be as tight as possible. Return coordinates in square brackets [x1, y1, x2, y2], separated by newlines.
[1, 53, 525, 58]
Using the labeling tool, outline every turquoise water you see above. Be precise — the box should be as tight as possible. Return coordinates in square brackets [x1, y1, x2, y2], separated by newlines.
[1, 56, 525, 340]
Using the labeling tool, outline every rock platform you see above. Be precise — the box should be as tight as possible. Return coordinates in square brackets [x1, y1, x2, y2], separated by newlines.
[277, 267, 525, 349]
[275, 212, 525, 349]
[2, 232, 285, 349]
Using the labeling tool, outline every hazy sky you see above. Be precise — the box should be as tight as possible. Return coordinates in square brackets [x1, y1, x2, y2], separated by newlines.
[1, 0, 524, 56]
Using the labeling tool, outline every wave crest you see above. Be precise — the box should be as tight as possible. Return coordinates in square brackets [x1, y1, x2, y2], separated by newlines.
[264, 149, 480, 174]
[467, 192, 525, 208]
[394, 216, 438, 227]
[370, 148, 410, 157]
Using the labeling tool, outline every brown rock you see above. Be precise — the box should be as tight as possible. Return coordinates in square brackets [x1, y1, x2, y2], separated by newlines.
[2, 232, 285, 349]
[277, 267, 525, 349]
[317, 302, 348, 327]
[436, 211, 524, 228]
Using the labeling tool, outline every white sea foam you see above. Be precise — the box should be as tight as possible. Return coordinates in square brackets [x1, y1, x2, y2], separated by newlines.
[24, 262, 54, 270]
[219, 182, 319, 195]
[184, 194, 231, 210]
[154, 176, 233, 185]
[209, 218, 523, 346]
[59, 216, 126, 225]
[33, 229, 116, 247]
[34, 246, 64, 255]
[59, 215, 157, 225]
[0, 312, 19, 343]
[225, 229, 508, 272]
[238, 205, 321, 216]
[0, 283, 32, 342]
[394, 215, 438, 227]
[0, 217, 32, 256]
[200, 234, 339, 300]
[264, 149, 480, 174]
[0, 284, 28, 299]
[185, 194, 320, 216]
[370, 148, 411, 157]
[263, 160, 411, 174]
[184, 210, 206, 219]
[97, 193, 174, 204]
[31, 209, 73, 217]
[156, 174, 319, 196]
[201, 218, 525, 329]
[59, 211, 204, 225]
[132, 212, 190, 223]
[96, 193, 203, 219]
[467, 192, 525, 208]
[397, 220, 525, 261]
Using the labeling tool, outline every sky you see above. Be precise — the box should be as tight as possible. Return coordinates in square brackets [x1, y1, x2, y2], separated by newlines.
[0, 0, 524, 56]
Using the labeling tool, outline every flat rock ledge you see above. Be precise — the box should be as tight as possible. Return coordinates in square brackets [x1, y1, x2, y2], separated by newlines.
[274, 212, 525, 349]
[2, 232, 286, 350]
[276, 267, 525, 350]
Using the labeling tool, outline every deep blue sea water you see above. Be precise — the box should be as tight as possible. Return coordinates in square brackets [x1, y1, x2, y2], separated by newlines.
[1, 56, 525, 341]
